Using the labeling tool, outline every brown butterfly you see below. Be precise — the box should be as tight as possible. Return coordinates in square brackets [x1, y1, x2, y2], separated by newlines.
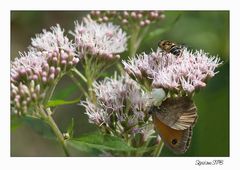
[149, 96, 198, 154]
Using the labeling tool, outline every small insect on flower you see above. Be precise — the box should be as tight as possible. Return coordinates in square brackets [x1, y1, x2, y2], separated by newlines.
[158, 40, 183, 57]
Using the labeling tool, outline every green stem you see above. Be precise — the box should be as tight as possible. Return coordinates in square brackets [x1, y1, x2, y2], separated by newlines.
[117, 63, 124, 74]
[83, 56, 97, 103]
[136, 26, 150, 50]
[129, 25, 149, 58]
[38, 106, 70, 156]
[153, 139, 164, 157]
[136, 137, 152, 157]
[68, 73, 88, 97]
[86, 75, 94, 101]
[95, 60, 118, 79]
[129, 26, 140, 57]
[72, 68, 87, 83]
[42, 74, 63, 106]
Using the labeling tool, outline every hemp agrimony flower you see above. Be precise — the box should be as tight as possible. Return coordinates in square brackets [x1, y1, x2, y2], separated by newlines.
[31, 24, 75, 54]
[70, 17, 128, 101]
[11, 51, 47, 115]
[11, 25, 80, 115]
[81, 75, 155, 147]
[90, 11, 165, 58]
[31, 24, 79, 68]
[123, 48, 222, 94]
[72, 17, 127, 60]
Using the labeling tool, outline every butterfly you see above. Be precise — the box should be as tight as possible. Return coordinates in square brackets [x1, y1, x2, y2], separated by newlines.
[149, 96, 198, 154]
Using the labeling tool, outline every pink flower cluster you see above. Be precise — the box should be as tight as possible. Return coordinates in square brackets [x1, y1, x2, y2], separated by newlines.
[11, 25, 79, 115]
[72, 17, 127, 60]
[81, 75, 153, 138]
[90, 11, 165, 28]
[123, 48, 222, 93]
[31, 24, 75, 54]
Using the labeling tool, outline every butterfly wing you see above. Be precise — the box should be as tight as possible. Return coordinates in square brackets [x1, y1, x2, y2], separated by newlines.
[153, 114, 193, 154]
[153, 96, 198, 130]
[150, 96, 198, 154]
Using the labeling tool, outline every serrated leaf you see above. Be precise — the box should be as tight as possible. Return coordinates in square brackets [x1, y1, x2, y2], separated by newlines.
[67, 132, 136, 153]
[47, 98, 80, 107]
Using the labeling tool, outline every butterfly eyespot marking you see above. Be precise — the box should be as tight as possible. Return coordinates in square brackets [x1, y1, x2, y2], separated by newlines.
[171, 139, 178, 145]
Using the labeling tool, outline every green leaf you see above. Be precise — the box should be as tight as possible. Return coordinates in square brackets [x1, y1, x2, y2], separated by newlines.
[11, 114, 24, 130]
[12, 115, 56, 140]
[24, 115, 56, 139]
[67, 132, 136, 153]
[46, 98, 80, 107]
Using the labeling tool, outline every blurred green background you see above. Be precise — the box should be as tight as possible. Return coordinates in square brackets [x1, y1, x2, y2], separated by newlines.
[11, 11, 229, 156]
